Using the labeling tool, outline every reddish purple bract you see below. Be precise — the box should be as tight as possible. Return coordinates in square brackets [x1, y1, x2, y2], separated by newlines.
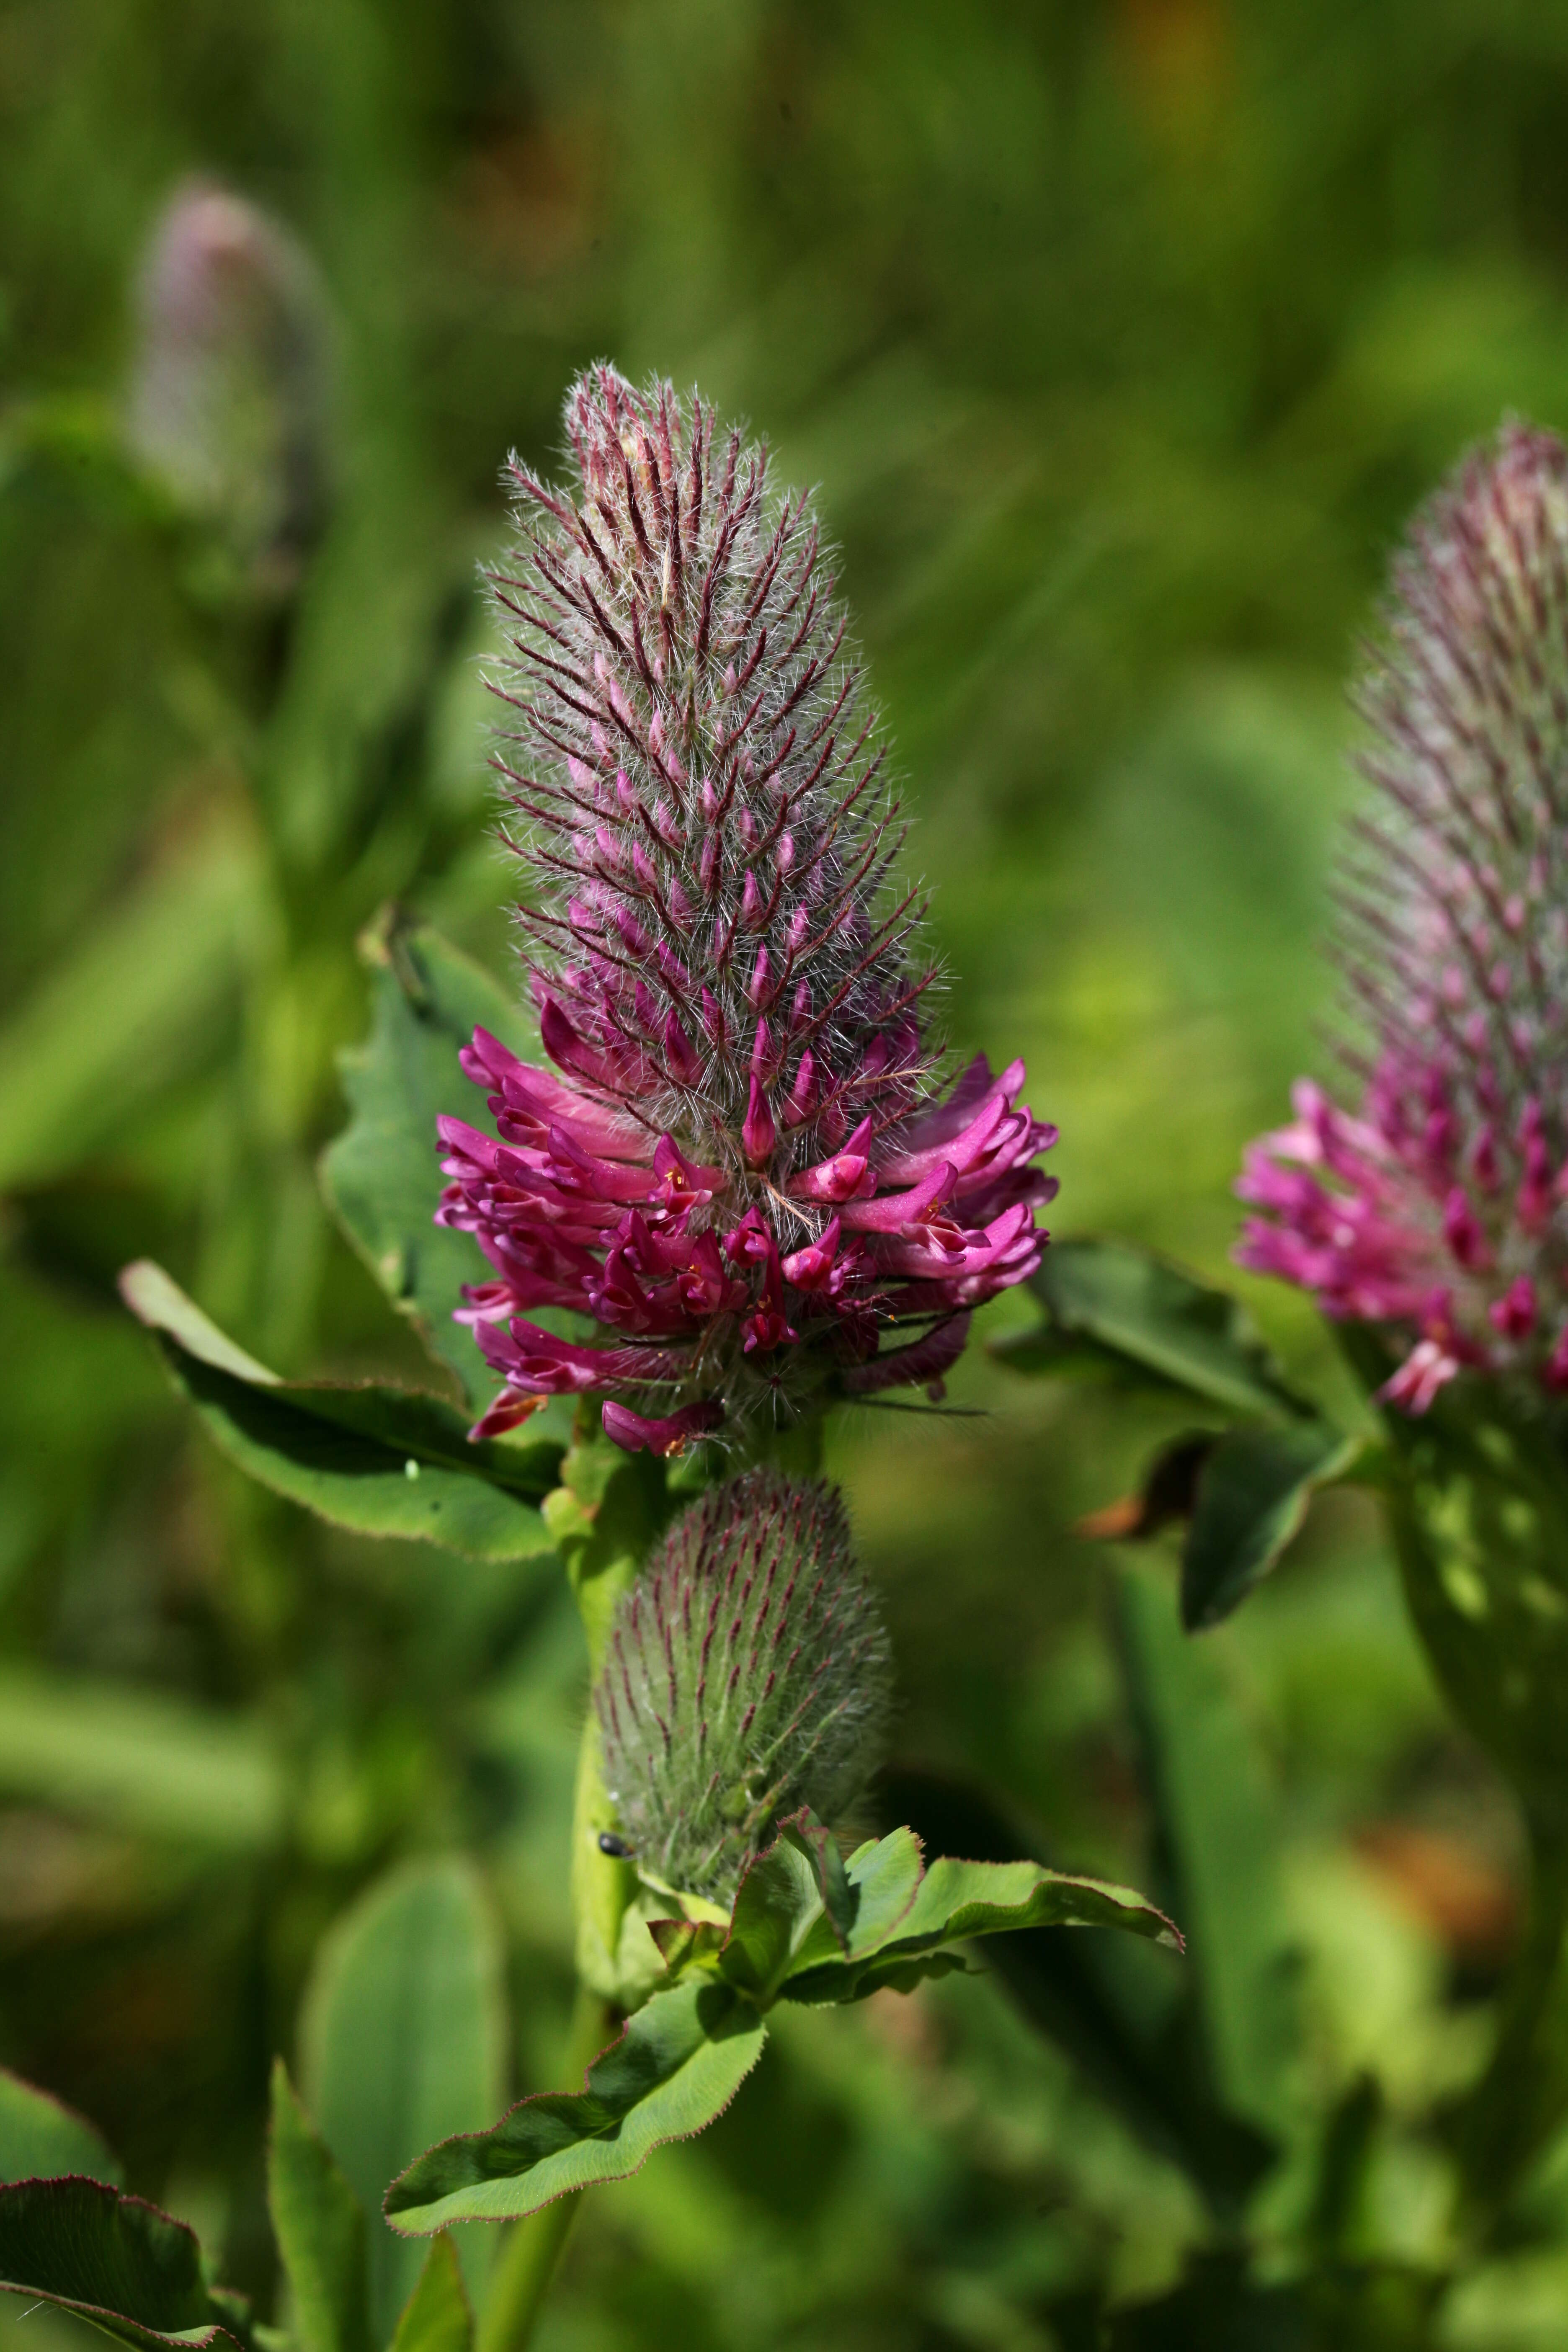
[1238, 423, 1568, 1410]
[438, 369, 1056, 1449]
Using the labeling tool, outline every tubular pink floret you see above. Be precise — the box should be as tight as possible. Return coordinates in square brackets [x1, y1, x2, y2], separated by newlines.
[1237, 424, 1568, 1409]
[440, 367, 1055, 1445]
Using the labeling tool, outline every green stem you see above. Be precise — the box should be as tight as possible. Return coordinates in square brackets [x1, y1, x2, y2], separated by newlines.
[1456, 1826, 1568, 2231]
[476, 1985, 615, 2352]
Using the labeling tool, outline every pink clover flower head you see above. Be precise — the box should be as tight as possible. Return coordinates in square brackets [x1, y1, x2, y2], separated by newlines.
[1237, 422, 1568, 1411]
[438, 367, 1057, 1450]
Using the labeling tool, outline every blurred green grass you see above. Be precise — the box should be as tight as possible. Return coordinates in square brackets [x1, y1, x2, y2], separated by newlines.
[7, 2, 1568, 2344]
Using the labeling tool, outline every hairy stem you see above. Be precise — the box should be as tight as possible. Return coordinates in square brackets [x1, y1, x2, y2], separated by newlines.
[476, 1984, 616, 2352]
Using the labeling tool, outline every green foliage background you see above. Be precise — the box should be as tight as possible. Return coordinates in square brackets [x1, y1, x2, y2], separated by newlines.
[6, 0, 1568, 2343]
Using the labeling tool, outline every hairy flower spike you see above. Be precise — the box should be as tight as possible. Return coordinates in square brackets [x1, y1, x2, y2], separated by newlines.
[1238, 422, 1568, 1409]
[438, 367, 1057, 1447]
[593, 1472, 892, 1906]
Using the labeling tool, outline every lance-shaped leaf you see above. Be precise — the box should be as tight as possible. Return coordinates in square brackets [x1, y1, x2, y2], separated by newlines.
[267, 2063, 371, 2352]
[120, 1260, 560, 1562]
[0, 2178, 244, 2351]
[300, 1857, 508, 2339]
[1181, 1419, 1362, 1628]
[388, 2236, 471, 2352]
[0, 2069, 123, 2187]
[1117, 1565, 1299, 2149]
[993, 1238, 1311, 1421]
[384, 1978, 766, 2233]
[320, 916, 539, 1403]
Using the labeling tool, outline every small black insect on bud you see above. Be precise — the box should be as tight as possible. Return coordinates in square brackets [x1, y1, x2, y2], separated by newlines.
[596, 1832, 635, 1860]
[593, 1470, 893, 1909]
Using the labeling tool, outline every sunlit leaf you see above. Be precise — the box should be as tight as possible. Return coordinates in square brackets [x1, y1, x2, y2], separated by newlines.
[383, 1978, 766, 2232]
[121, 1260, 560, 1561]
[777, 1822, 1179, 2007]
[320, 915, 537, 1401]
[267, 2062, 371, 2352]
[300, 1857, 508, 2338]
[0, 2070, 122, 2188]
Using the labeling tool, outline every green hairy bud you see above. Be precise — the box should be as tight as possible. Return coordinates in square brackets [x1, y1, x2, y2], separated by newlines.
[594, 1471, 893, 1908]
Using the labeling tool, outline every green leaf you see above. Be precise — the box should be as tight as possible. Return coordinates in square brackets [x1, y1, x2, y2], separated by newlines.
[266, 2063, 371, 2352]
[896, 1853, 1182, 1950]
[716, 1816, 853, 2003]
[1181, 1420, 1362, 1628]
[300, 1858, 508, 2340]
[646, 1918, 728, 1979]
[993, 1238, 1310, 1421]
[0, 2070, 122, 2187]
[777, 1823, 1179, 2007]
[0, 810, 258, 1193]
[0, 2178, 242, 2352]
[383, 1978, 766, 2232]
[1116, 1565, 1299, 2148]
[121, 1261, 561, 1563]
[116, 1260, 281, 1384]
[388, 2236, 471, 2352]
[320, 915, 539, 1403]
[0, 1666, 283, 1852]
[829, 1824, 926, 1955]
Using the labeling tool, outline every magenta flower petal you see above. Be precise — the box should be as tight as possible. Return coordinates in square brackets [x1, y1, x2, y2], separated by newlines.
[601, 1400, 725, 1456]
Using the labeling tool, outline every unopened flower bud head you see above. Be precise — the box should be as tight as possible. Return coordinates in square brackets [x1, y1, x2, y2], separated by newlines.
[1238, 422, 1568, 1409]
[127, 179, 332, 590]
[593, 1471, 892, 1907]
[438, 366, 1057, 1450]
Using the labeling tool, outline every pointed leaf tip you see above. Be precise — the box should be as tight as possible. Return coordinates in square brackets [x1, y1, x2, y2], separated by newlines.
[1181, 1420, 1362, 1629]
[389, 2235, 471, 2352]
[266, 2062, 371, 2352]
[121, 1262, 560, 1561]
